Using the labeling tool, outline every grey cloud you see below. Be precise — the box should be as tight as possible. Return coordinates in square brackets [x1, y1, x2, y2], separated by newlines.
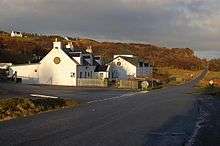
[0, 0, 220, 51]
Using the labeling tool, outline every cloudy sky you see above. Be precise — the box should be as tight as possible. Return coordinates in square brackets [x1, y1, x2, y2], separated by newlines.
[0, 0, 220, 51]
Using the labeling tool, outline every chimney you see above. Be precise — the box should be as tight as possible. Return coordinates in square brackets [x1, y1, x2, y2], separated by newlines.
[66, 41, 74, 51]
[53, 38, 62, 49]
[86, 46, 93, 54]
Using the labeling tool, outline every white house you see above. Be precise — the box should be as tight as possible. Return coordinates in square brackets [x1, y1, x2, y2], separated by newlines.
[11, 31, 23, 37]
[10, 40, 102, 86]
[107, 55, 153, 80]
[94, 65, 109, 80]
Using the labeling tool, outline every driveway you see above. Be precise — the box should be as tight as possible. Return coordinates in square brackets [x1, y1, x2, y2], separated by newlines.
[0, 70, 207, 146]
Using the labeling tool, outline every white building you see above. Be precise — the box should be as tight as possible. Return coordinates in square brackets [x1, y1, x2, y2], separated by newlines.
[94, 65, 109, 80]
[108, 55, 153, 80]
[11, 31, 22, 37]
[0, 63, 12, 70]
[9, 40, 153, 86]
[10, 40, 102, 86]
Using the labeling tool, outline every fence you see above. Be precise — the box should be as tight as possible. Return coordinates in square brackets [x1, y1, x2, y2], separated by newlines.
[77, 78, 108, 87]
[117, 80, 141, 90]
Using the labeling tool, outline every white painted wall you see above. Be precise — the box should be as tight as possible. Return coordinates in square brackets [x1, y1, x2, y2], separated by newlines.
[9, 40, 107, 86]
[73, 55, 82, 65]
[39, 47, 77, 86]
[109, 57, 137, 80]
[10, 64, 39, 84]
[97, 72, 109, 79]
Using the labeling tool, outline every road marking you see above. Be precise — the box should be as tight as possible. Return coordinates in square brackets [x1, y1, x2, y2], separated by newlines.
[30, 94, 59, 99]
[87, 91, 149, 104]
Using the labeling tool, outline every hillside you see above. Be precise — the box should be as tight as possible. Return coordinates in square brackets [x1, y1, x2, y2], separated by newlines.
[0, 31, 205, 70]
[208, 59, 220, 71]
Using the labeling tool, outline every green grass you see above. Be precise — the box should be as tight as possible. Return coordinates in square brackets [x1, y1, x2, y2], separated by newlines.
[0, 98, 79, 121]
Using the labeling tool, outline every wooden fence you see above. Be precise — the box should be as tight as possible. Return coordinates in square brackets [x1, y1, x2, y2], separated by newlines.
[117, 80, 141, 90]
[77, 78, 108, 87]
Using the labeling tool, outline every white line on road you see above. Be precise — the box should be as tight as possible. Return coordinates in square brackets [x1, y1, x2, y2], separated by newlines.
[87, 91, 149, 104]
[30, 94, 59, 99]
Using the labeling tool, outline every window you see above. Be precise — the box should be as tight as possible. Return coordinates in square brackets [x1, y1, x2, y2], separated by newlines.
[54, 57, 61, 64]
[139, 62, 143, 67]
[144, 63, 149, 67]
[100, 73, 104, 78]
[88, 72, 90, 77]
[117, 62, 121, 66]
[70, 72, 75, 78]
[85, 72, 87, 78]
[80, 72, 82, 78]
[90, 71, 93, 78]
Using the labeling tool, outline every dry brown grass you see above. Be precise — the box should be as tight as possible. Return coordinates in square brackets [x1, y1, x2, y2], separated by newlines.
[0, 98, 79, 121]
[200, 71, 220, 87]
[155, 67, 202, 85]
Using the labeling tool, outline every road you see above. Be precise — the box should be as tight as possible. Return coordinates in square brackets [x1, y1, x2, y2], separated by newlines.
[0, 83, 132, 101]
[0, 70, 207, 146]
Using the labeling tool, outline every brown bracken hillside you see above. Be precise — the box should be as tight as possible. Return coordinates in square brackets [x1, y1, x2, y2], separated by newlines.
[0, 31, 206, 70]
[208, 59, 220, 71]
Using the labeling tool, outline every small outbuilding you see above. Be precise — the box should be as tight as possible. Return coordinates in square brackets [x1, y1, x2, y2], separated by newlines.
[11, 31, 22, 37]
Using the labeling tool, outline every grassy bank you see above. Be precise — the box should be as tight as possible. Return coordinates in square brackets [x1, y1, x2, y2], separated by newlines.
[199, 71, 220, 97]
[154, 67, 202, 85]
[0, 97, 79, 121]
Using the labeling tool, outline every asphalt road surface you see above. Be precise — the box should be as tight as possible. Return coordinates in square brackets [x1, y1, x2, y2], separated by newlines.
[0, 83, 132, 101]
[0, 70, 207, 146]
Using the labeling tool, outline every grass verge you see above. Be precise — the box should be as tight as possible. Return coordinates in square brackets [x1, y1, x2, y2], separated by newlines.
[198, 71, 220, 97]
[154, 67, 202, 85]
[0, 97, 80, 121]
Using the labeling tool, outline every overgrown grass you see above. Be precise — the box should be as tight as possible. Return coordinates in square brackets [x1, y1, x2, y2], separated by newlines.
[0, 98, 79, 121]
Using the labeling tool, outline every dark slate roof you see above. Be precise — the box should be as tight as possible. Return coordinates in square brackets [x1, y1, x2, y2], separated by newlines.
[82, 59, 91, 66]
[63, 46, 101, 66]
[94, 65, 108, 72]
[62, 48, 80, 65]
[93, 59, 100, 66]
[83, 55, 91, 59]
[94, 56, 101, 60]
[73, 47, 87, 54]
[63, 47, 87, 54]
[119, 56, 143, 66]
